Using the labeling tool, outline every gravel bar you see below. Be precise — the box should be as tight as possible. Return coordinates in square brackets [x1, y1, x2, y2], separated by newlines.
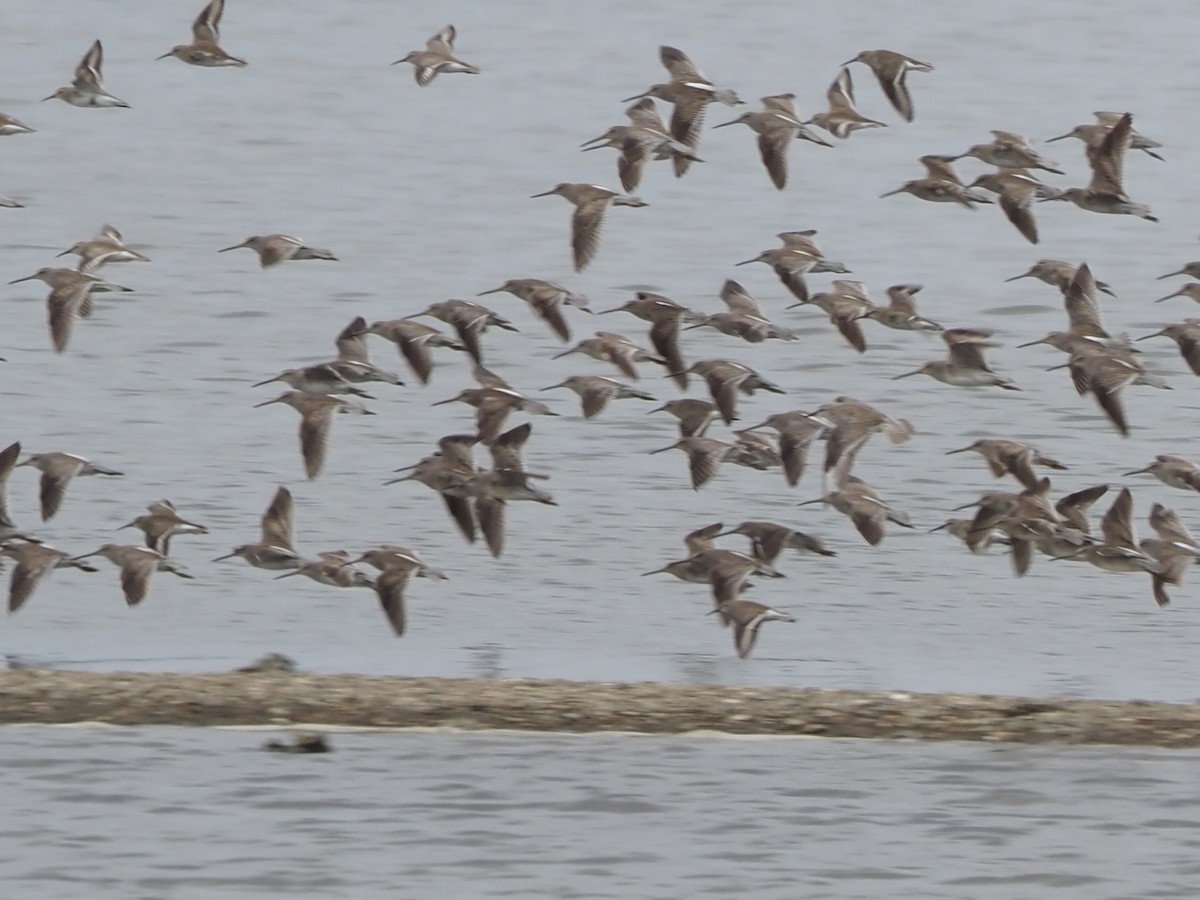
[3, 670, 1200, 747]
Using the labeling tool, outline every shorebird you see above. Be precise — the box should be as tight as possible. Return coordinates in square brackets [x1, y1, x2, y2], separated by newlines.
[881, 155, 991, 208]
[9, 264, 126, 348]
[651, 436, 738, 490]
[275, 551, 363, 583]
[212, 486, 302, 570]
[455, 468, 557, 558]
[714, 94, 832, 190]
[57, 225, 150, 272]
[118, 500, 208, 556]
[553, 332, 665, 381]
[16, 452, 123, 521]
[718, 521, 835, 564]
[742, 411, 830, 487]
[767, 230, 852, 274]
[727, 430, 781, 472]
[1137, 320, 1200, 375]
[9, 267, 132, 294]
[842, 50, 933, 122]
[928, 518, 1009, 552]
[254, 392, 375, 479]
[0, 539, 97, 613]
[956, 132, 1063, 173]
[542, 375, 654, 419]
[580, 98, 703, 190]
[862, 284, 942, 332]
[1155, 284, 1200, 306]
[319, 316, 404, 388]
[685, 359, 785, 424]
[1004, 259, 1116, 297]
[408, 299, 519, 366]
[966, 169, 1058, 244]
[1017, 264, 1114, 355]
[1124, 455, 1200, 492]
[366, 318, 465, 384]
[530, 183, 648, 272]
[955, 478, 1079, 574]
[811, 396, 913, 479]
[710, 600, 795, 659]
[597, 292, 691, 387]
[157, 0, 247, 67]
[392, 25, 479, 86]
[1142, 503, 1200, 607]
[598, 291, 696, 325]
[807, 68, 886, 138]
[736, 246, 822, 305]
[1051, 347, 1166, 437]
[477, 278, 591, 342]
[1157, 262, 1200, 281]
[894, 328, 1019, 390]
[218, 234, 337, 268]
[386, 441, 480, 544]
[647, 398, 718, 439]
[946, 439, 1066, 491]
[0, 113, 34, 136]
[789, 280, 875, 353]
[1044, 112, 1157, 221]
[31, 279, 97, 353]
[43, 40, 129, 108]
[74, 544, 193, 606]
[1054, 489, 1163, 581]
[685, 280, 799, 343]
[622, 45, 743, 170]
[1046, 111, 1164, 161]
[275, 552, 375, 595]
[644, 548, 781, 618]
[253, 364, 376, 399]
[340, 549, 443, 637]
[432, 379, 558, 444]
[349, 546, 446, 582]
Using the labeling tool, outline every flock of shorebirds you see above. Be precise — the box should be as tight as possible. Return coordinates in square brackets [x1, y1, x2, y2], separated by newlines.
[1, 8, 1198, 661]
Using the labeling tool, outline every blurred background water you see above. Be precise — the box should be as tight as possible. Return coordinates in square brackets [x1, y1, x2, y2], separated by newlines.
[2, 0, 1200, 702]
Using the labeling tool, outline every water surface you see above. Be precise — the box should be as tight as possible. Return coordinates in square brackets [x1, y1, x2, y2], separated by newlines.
[4, 726, 1199, 899]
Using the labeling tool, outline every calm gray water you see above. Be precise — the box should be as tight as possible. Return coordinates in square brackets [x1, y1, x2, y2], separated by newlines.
[3, 1, 1200, 700]
[4, 725, 1200, 899]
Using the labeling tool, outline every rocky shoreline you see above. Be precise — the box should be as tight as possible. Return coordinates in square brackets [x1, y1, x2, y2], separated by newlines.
[2, 669, 1200, 747]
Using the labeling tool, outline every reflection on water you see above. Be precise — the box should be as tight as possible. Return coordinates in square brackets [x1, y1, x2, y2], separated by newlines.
[1, 0, 1199, 701]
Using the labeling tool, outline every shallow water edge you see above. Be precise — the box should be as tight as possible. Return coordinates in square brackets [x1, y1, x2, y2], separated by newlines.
[3, 670, 1200, 747]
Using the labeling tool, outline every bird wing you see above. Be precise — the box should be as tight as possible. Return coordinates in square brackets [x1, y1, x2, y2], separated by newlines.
[826, 68, 857, 112]
[719, 279, 763, 316]
[1086, 112, 1132, 195]
[570, 198, 610, 272]
[74, 40, 104, 90]
[1100, 487, 1137, 548]
[192, 0, 224, 43]
[659, 45, 704, 81]
[0, 441, 18, 529]
[756, 128, 792, 190]
[261, 486, 295, 549]
[375, 565, 413, 636]
[298, 407, 334, 479]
